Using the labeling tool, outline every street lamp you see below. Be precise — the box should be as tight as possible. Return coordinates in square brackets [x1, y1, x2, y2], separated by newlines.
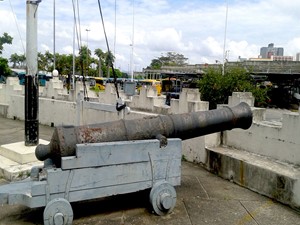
[86, 28, 90, 77]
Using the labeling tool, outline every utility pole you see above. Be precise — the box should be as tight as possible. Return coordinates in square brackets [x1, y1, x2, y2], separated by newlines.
[25, 0, 41, 146]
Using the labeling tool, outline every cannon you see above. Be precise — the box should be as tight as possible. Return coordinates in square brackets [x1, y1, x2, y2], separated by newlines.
[0, 102, 252, 225]
[36, 102, 252, 166]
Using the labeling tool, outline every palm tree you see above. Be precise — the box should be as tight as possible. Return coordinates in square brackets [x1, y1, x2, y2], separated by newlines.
[104, 51, 115, 78]
[19, 54, 26, 69]
[9, 53, 19, 68]
[79, 45, 91, 76]
[44, 51, 54, 72]
[94, 48, 104, 77]
[38, 52, 47, 71]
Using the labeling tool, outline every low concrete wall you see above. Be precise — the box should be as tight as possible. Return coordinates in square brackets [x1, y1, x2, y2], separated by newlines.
[221, 92, 300, 166]
[204, 92, 300, 210]
[224, 113, 300, 166]
[0, 103, 8, 117]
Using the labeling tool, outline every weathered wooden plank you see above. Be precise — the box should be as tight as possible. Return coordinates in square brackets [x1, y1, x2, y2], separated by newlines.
[68, 177, 181, 203]
[61, 139, 182, 170]
[30, 181, 47, 196]
[26, 193, 66, 208]
[25, 176, 180, 208]
[45, 159, 181, 194]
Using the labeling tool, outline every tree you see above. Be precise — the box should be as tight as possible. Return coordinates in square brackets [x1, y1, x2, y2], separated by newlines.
[55, 53, 73, 75]
[164, 52, 188, 66]
[0, 33, 13, 77]
[9, 53, 26, 69]
[149, 52, 188, 69]
[94, 48, 105, 77]
[0, 57, 11, 77]
[44, 50, 54, 72]
[0, 33, 13, 55]
[78, 45, 91, 76]
[199, 66, 269, 109]
[104, 51, 115, 78]
[9, 53, 20, 68]
[19, 54, 26, 69]
[38, 52, 47, 71]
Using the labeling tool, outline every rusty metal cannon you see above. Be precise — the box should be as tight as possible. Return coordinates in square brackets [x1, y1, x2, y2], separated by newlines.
[36, 102, 252, 165]
[0, 102, 252, 224]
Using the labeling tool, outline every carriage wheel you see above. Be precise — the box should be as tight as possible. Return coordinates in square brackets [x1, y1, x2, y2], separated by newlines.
[150, 181, 177, 216]
[43, 198, 73, 225]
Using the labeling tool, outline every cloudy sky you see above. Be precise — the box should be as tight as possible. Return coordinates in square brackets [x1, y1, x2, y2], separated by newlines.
[1, 0, 300, 72]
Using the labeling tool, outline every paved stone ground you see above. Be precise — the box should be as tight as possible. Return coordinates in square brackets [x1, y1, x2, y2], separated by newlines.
[0, 117, 300, 225]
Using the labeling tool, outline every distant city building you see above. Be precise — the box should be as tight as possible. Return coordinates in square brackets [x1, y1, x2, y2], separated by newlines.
[238, 56, 247, 62]
[271, 55, 293, 61]
[260, 43, 284, 59]
[296, 53, 300, 61]
[248, 57, 272, 62]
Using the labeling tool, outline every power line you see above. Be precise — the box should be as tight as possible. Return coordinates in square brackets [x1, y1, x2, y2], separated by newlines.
[8, 0, 25, 55]
[97, 0, 121, 100]
[222, 0, 228, 76]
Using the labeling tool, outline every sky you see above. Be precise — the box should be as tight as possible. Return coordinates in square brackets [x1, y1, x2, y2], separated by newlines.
[0, 0, 300, 73]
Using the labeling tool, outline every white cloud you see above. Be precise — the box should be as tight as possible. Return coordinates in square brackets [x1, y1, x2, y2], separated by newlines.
[1, 0, 300, 71]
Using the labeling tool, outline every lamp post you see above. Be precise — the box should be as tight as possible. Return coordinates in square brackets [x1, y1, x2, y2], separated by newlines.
[86, 28, 90, 77]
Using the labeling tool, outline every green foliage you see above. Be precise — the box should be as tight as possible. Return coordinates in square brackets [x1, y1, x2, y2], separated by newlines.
[35, 48, 115, 77]
[149, 52, 188, 69]
[199, 67, 269, 109]
[10, 53, 26, 69]
[90, 85, 101, 96]
[0, 33, 13, 77]
[0, 57, 11, 77]
[0, 33, 13, 55]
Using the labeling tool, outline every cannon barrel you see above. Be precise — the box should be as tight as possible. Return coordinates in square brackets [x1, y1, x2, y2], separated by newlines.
[36, 102, 252, 164]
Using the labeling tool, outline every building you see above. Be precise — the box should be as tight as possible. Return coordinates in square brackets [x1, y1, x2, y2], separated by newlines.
[296, 53, 300, 61]
[271, 55, 293, 61]
[260, 43, 284, 59]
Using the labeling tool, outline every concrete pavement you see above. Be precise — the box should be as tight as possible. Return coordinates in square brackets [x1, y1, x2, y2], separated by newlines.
[0, 117, 299, 225]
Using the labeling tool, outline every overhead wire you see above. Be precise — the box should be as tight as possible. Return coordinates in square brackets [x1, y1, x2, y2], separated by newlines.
[113, 0, 116, 57]
[97, 0, 121, 100]
[72, 0, 89, 100]
[72, 0, 81, 50]
[8, 0, 25, 55]
[76, 0, 82, 47]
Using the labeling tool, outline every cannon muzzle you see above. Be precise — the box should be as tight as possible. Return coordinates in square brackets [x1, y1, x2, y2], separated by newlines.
[36, 102, 252, 165]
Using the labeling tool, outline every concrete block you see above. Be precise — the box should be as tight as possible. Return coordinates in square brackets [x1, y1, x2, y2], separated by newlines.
[206, 146, 300, 211]
[0, 154, 43, 181]
[0, 139, 49, 164]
